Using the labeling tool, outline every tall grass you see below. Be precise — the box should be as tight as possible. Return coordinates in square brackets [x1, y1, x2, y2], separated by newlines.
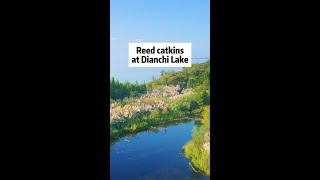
[110, 108, 195, 140]
[110, 93, 209, 139]
[182, 106, 210, 176]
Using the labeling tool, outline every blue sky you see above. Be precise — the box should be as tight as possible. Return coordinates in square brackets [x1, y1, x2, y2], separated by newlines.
[110, 0, 210, 83]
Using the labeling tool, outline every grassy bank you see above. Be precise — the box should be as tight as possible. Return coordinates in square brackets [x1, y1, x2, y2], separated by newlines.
[182, 106, 210, 176]
[110, 87, 210, 139]
[110, 118, 194, 147]
[110, 109, 197, 140]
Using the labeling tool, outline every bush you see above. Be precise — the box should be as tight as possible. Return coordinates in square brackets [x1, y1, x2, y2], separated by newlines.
[183, 106, 210, 176]
[183, 125, 210, 175]
[202, 106, 210, 130]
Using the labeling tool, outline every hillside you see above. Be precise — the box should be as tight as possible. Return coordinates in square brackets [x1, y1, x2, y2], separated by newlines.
[146, 60, 210, 92]
[109, 60, 211, 176]
[110, 60, 210, 125]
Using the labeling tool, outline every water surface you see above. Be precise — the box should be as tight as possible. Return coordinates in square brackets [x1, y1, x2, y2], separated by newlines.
[110, 120, 210, 180]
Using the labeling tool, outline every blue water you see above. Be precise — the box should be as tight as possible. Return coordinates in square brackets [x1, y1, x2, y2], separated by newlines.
[110, 120, 210, 180]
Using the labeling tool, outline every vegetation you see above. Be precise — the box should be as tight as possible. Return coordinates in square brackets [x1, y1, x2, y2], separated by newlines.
[110, 77, 147, 100]
[147, 60, 210, 92]
[110, 91, 209, 139]
[110, 60, 211, 175]
[183, 106, 210, 176]
[110, 60, 210, 100]
[110, 60, 210, 134]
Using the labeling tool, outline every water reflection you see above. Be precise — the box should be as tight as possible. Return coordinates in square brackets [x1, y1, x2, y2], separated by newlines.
[110, 119, 194, 147]
[110, 119, 209, 180]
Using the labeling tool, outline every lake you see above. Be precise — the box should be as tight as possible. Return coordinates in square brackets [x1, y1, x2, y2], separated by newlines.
[110, 120, 210, 180]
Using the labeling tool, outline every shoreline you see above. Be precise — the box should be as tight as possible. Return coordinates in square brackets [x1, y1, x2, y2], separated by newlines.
[110, 116, 200, 141]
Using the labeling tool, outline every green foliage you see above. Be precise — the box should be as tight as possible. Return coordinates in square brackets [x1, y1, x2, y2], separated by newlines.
[110, 106, 192, 139]
[148, 60, 210, 90]
[183, 106, 210, 175]
[202, 106, 210, 130]
[110, 78, 147, 100]
[183, 125, 210, 175]
[129, 123, 138, 131]
[168, 92, 210, 116]
[110, 60, 210, 100]
[195, 91, 210, 106]
[110, 94, 210, 140]
[110, 60, 211, 174]
[149, 109, 161, 122]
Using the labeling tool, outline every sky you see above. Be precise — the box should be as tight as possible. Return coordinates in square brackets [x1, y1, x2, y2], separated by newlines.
[110, 0, 210, 83]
